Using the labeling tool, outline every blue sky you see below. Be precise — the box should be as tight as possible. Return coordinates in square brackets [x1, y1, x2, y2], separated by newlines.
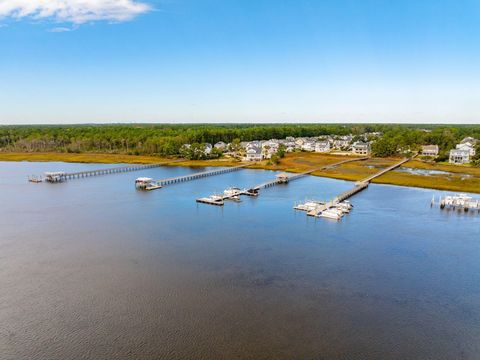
[0, 0, 479, 124]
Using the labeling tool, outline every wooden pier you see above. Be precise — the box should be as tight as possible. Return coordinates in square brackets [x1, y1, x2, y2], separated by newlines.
[249, 157, 369, 192]
[42, 160, 184, 183]
[306, 157, 411, 217]
[147, 164, 249, 188]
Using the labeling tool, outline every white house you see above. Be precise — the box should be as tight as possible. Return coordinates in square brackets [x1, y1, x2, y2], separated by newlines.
[204, 143, 212, 155]
[301, 140, 316, 152]
[456, 143, 475, 156]
[245, 146, 263, 161]
[333, 135, 352, 150]
[352, 141, 371, 155]
[449, 149, 470, 164]
[315, 141, 331, 153]
[214, 141, 227, 150]
[421, 145, 439, 157]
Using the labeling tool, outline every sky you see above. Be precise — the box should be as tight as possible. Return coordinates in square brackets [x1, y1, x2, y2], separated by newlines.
[0, 0, 479, 124]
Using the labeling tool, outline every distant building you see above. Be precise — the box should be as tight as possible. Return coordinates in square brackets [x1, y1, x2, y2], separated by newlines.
[456, 143, 476, 156]
[460, 137, 477, 146]
[204, 143, 212, 155]
[315, 141, 331, 153]
[352, 141, 371, 155]
[214, 141, 227, 150]
[301, 140, 316, 152]
[421, 145, 439, 157]
[333, 135, 352, 150]
[449, 149, 470, 164]
[245, 146, 263, 161]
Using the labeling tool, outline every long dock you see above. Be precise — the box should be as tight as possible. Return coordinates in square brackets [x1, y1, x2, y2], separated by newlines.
[250, 157, 369, 192]
[306, 157, 411, 217]
[148, 164, 249, 188]
[42, 160, 184, 182]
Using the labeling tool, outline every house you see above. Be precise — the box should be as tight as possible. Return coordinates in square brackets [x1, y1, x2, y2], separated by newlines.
[301, 140, 316, 152]
[352, 141, 371, 155]
[460, 137, 477, 146]
[449, 149, 470, 164]
[421, 145, 439, 157]
[214, 141, 227, 150]
[315, 141, 331, 153]
[245, 146, 263, 161]
[333, 135, 352, 150]
[456, 143, 476, 156]
[204, 143, 212, 155]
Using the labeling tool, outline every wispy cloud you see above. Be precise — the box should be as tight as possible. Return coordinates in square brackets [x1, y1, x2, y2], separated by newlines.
[0, 0, 152, 24]
[49, 26, 75, 32]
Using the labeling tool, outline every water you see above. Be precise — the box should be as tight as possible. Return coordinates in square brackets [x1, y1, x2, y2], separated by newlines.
[396, 166, 452, 176]
[1, 161, 480, 359]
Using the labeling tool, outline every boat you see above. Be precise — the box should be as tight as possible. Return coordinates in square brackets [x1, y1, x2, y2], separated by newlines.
[319, 208, 343, 220]
[440, 193, 480, 211]
[294, 200, 324, 212]
[335, 201, 353, 214]
[224, 187, 241, 197]
[196, 194, 225, 206]
[28, 176, 43, 183]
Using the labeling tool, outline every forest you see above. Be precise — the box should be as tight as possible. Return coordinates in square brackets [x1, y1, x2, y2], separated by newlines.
[1, 124, 479, 159]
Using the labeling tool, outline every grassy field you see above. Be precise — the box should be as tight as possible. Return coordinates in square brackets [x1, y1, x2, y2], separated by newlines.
[1, 151, 479, 193]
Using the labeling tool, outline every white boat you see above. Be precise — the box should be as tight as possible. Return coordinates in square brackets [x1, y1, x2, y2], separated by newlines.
[440, 193, 480, 210]
[336, 201, 353, 214]
[294, 200, 325, 212]
[319, 208, 343, 220]
[224, 187, 242, 197]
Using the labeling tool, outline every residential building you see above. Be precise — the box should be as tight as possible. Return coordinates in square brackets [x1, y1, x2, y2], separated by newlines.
[301, 140, 316, 152]
[352, 141, 371, 155]
[245, 146, 263, 161]
[456, 143, 476, 156]
[449, 149, 470, 164]
[315, 141, 331, 153]
[214, 141, 227, 150]
[421, 145, 439, 157]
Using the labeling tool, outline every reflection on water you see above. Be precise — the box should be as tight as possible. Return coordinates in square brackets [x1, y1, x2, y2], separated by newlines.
[1, 161, 480, 359]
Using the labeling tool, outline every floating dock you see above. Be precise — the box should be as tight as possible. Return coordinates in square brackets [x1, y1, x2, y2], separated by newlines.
[196, 158, 369, 206]
[433, 194, 480, 212]
[196, 187, 252, 206]
[40, 160, 184, 183]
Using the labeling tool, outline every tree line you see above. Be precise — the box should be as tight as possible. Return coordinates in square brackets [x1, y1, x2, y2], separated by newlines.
[1, 124, 479, 159]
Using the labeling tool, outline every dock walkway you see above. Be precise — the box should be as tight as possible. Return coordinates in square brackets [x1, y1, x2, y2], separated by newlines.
[250, 157, 368, 191]
[152, 164, 249, 187]
[42, 160, 184, 182]
[307, 157, 411, 217]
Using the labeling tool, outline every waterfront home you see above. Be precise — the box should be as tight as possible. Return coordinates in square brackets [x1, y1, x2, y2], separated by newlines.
[421, 145, 439, 157]
[204, 143, 212, 155]
[301, 140, 316, 152]
[315, 141, 331, 153]
[262, 144, 278, 159]
[333, 135, 353, 150]
[449, 149, 470, 164]
[352, 141, 371, 155]
[245, 146, 263, 161]
[214, 141, 227, 150]
[460, 137, 477, 146]
[456, 142, 476, 156]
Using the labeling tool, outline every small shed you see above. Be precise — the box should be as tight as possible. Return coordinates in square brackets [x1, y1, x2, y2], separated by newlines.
[276, 173, 290, 183]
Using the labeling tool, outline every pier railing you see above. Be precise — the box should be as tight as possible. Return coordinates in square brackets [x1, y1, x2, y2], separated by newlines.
[152, 164, 249, 187]
[42, 159, 184, 182]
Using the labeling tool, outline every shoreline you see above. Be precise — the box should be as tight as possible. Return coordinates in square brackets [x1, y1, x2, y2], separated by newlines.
[1, 151, 479, 194]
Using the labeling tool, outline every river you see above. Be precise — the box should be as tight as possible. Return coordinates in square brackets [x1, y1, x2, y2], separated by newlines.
[1, 161, 479, 359]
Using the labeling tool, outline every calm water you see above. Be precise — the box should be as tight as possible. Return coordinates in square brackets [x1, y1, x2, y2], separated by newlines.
[1, 161, 480, 359]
